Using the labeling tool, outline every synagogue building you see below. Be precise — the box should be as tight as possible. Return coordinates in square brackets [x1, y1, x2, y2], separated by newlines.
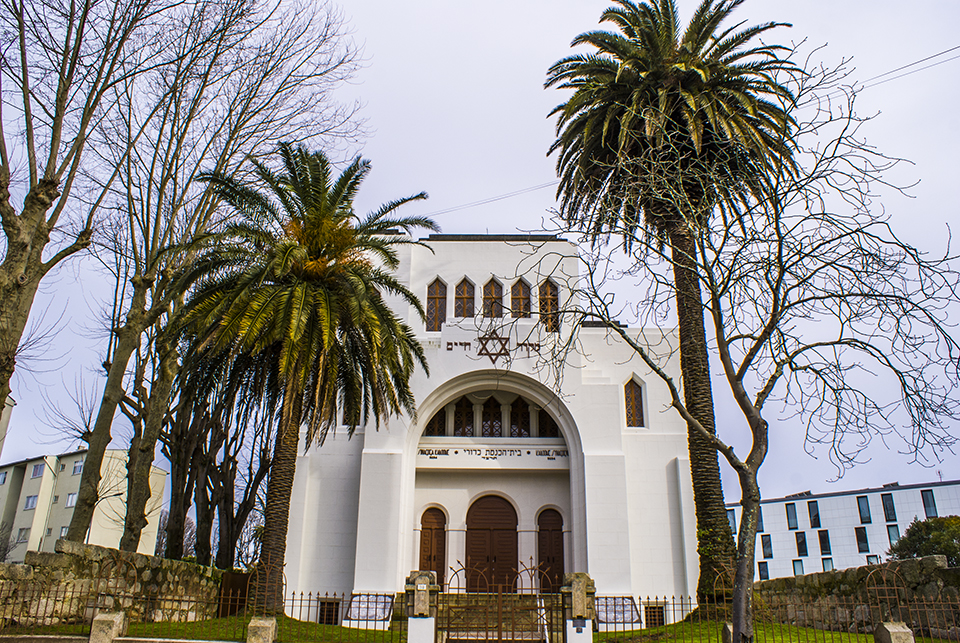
[285, 234, 697, 599]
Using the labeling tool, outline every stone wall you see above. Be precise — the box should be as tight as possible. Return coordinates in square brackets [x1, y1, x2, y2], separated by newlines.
[753, 556, 960, 635]
[0, 539, 223, 627]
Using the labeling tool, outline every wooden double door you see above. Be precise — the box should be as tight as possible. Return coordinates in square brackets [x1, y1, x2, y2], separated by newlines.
[420, 497, 565, 592]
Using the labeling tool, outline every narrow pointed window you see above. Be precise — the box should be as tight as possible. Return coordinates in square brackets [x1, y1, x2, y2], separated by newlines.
[625, 380, 644, 427]
[481, 398, 502, 437]
[455, 279, 475, 318]
[512, 279, 531, 318]
[510, 398, 530, 437]
[424, 411, 446, 436]
[454, 397, 474, 437]
[539, 279, 559, 332]
[426, 279, 446, 331]
[539, 410, 560, 438]
[483, 279, 503, 317]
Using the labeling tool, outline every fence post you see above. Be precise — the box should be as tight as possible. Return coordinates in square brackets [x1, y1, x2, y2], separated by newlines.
[561, 573, 596, 643]
[406, 570, 439, 643]
[875, 622, 915, 643]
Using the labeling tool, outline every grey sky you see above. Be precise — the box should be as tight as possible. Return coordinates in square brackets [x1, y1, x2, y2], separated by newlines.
[4, 0, 959, 503]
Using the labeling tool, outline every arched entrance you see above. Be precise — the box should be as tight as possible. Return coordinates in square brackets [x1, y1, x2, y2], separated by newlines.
[537, 509, 564, 591]
[465, 496, 518, 591]
[419, 508, 447, 586]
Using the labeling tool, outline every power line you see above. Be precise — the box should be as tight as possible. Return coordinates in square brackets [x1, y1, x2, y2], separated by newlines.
[421, 181, 558, 218]
[422, 45, 960, 218]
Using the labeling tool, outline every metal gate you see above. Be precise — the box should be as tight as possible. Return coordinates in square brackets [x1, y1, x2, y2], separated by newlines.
[437, 563, 565, 643]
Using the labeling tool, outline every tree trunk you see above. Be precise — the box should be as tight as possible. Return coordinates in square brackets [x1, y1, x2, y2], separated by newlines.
[120, 340, 178, 552]
[195, 474, 214, 566]
[252, 392, 301, 614]
[66, 280, 151, 542]
[669, 227, 736, 599]
[731, 467, 762, 643]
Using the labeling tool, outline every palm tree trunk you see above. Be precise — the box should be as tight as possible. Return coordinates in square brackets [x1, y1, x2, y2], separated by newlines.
[252, 390, 301, 614]
[669, 227, 736, 600]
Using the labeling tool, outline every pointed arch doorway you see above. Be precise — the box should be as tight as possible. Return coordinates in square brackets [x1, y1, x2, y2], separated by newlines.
[465, 495, 518, 591]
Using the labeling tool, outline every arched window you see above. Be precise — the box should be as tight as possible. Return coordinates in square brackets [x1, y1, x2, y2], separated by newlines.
[483, 279, 503, 318]
[625, 379, 644, 427]
[426, 279, 446, 331]
[510, 398, 530, 438]
[539, 279, 559, 332]
[424, 410, 445, 436]
[539, 410, 560, 438]
[454, 397, 474, 436]
[512, 279, 531, 318]
[455, 279, 475, 318]
[481, 398, 502, 437]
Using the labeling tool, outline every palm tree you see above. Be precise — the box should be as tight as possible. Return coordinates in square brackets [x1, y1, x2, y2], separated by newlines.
[546, 0, 796, 597]
[179, 143, 437, 611]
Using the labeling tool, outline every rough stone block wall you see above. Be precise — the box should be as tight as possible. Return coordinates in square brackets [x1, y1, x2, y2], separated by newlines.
[0, 540, 223, 627]
[753, 556, 960, 635]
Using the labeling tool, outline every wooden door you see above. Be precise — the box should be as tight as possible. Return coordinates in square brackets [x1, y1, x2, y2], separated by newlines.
[419, 508, 446, 586]
[537, 509, 564, 591]
[465, 496, 518, 591]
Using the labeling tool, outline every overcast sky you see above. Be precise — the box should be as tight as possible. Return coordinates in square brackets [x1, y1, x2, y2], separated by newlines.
[4, 0, 959, 503]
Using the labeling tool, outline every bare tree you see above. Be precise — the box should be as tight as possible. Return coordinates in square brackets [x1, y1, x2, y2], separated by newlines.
[0, 0, 178, 413]
[553, 55, 960, 641]
[67, 0, 360, 547]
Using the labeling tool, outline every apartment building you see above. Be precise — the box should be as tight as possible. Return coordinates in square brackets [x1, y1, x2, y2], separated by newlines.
[0, 449, 166, 562]
[727, 479, 960, 580]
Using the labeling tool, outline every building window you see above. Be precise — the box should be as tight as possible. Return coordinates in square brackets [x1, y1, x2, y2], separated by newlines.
[31, 463, 44, 478]
[24, 495, 38, 510]
[866, 555, 880, 565]
[424, 411, 445, 436]
[758, 561, 769, 581]
[761, 534, 773, 559]
[16, 528, 29, 543]
[52, 495, 59, 504]
[454, 279, 475, 318]
[538, 410, 561, 438]
[727, 510, 737, 534]
[887, 524, 901, 546]
[881, 493, 897, 522]
[510, 398, 530, 438]
[73, 460, 83, 475]
[857, 496, 872, 524]
[539, 279, 559, 332]
[855, 526, 870, 553]
[46, 528, 52, 536]
[822, 558, 834, 572]
[785, 503, 798, 530]
[921, 489, 938, 519]
[0, 471, 6, 484]
[792, 560, 804, 576]
[59, 463, 65, 471]
[453, 398, 474, 437]
[757, 506, 764, 533]
[818, 530, 832, 556]
[796, 532, 808, 557]
[511, 280, 531, 317]
[60, 526, 69, 538]
[426, 279, 446, 331]
[624, 380, 644, 427]
[807, 501, 820, 528]
[644, 605, 665, 628]
[483, 279, 503, 318]
[481, 398, 502, 437]
[65, 493, 78, 508]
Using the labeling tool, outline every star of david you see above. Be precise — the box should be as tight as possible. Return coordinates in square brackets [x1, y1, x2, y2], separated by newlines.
[476, 332, 510, 365]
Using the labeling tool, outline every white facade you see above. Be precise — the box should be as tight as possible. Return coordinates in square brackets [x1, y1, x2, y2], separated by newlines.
[727, 480, 960, 580]
[286, 234, 697, 599]
[0, 449, 166, 562]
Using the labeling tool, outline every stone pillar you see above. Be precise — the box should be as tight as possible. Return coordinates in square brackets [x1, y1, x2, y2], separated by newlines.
[875, 622, 914, 643]
[247, 617, 277, 643]
[89, 612, 127, 643]
[406, 570, 440, 643]
[561, 572, 595, 643]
